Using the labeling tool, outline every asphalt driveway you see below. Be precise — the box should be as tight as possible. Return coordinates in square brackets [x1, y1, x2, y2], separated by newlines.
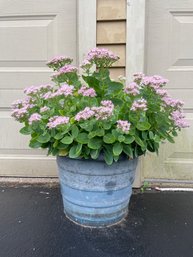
[0, 185, 193, 257]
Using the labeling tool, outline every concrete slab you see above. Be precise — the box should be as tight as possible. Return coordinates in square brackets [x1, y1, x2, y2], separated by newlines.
[0, 186, 193, 257]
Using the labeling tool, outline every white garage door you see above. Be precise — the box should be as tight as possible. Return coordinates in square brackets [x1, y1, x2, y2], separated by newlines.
[0, 0, 77, 176]
[144, 0, 193, 183]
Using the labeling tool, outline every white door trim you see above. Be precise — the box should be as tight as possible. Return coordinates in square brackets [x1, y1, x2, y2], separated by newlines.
[126, 0, 146, 187]
[77, 0, 96, 65]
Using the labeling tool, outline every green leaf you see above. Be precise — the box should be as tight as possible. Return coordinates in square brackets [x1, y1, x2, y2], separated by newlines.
[172, 130, 178, 137]
[90, 149, 100, 159]
[167, 134, 175, 143]
[54, 133, 64, 140]
[69, 144, 82, 158]
[136, 121, 151, 131]
[113, 142, 123, 156]
[103, 122, 112, 130]
[124, 135, 135, 144]
[61, 136, 73, 145]
[53, 140, 58, 148]
[20, 126, 32, 135]
[57, 143, 69, 150]
[142, 131, 148, 140]
[76, 133, 89, 144]
[107, 81, 123, 95]
[114, 156, 119, 162]
[111, 98, 124, 106]
[58, 149, 68, 156]
[88, 131, 97, 139]
[104, 149, 113, 165]
[129, 112, 140, 123]
[95, 129, 105, 137]
[123, 145, 133, 158]
[71, 125, 79, 138]
[82, 75, 100, 94]
[149, 131, 154, 140]
[37, 133, 51, 143]
[79, 122, 93, 132]
[103, 133, 116, 144]
[29, 139, 42, 148]
[88, 138, 102, 149]
[135, 136, 145, 148]
[118, 135, 125, 142]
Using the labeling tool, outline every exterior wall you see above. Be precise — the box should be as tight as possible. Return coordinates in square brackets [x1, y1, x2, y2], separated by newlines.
[97, 0, 126, 79]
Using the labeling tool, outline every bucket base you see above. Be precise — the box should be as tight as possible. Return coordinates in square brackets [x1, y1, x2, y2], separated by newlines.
[63, 208, 128, 228]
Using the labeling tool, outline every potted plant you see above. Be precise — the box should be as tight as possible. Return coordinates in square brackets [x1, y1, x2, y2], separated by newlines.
[11, 48, 189, 227]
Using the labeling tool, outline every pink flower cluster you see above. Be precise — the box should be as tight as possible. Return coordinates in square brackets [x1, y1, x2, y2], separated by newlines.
[171, 111, 189, 128]
[83, 47, 119, 67]
[40, 106, 50, 113]
[47, 56, 72, 66]
[124, 82, 140, 96]
[142, 75, 169, 89]
[24, 84, 53, 96]
[47, 116, 70, 129]
[80, 60, 92, 70]
[52, 65, 77, 79]
[133, 72, 145, 81]
[42, 84, 74, 99]
[91, 100, 114, 120]
[11, 97, 35, 121]
[162, 96, 184, 109]
[78, 85, 96, 97]
[75, 100, 114, 121]
[131, 98, 147, 111]
[75, 107, 95, 121]
[56, 84, 74, 96]
[155, 88, 168, 97]
[29, 113, 42, 124]
[117, 120, 131, 133]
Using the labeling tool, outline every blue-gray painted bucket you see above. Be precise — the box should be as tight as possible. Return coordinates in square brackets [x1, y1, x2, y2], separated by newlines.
[57, 156, 138, 227]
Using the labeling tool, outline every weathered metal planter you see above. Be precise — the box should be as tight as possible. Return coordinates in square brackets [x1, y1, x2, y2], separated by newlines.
[57, 156, 138, 227]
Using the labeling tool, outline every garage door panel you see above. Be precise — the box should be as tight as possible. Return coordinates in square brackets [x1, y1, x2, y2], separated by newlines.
[146, 2, 193, 89]
[0, 0, 77, 176]
[145, 0, 193, 183]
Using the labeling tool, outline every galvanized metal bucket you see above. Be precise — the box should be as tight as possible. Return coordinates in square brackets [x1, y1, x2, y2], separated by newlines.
[57, 156, 138, 227]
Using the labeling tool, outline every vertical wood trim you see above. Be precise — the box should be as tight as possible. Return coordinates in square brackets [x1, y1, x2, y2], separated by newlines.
[126, 0, 146, 188]
[77, 0, 97, 65]
[126, 0, 146, 79]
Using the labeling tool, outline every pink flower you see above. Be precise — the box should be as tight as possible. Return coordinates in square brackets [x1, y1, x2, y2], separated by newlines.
[29, 113, 42, 124]
[117, 120, 131, 133]
[47, 56, 72, 66]
[84, 47, 119, 67]
[155, 88, 168, 97]
[42, 92, 54, 100]
[124, 82, 140, 96]
[52, 65, 77, 79]
[92, 100, 114, 120]
[162, 96, 184, 109]
[142, 75, 168, 89]
[40, 106, 50, 113]
[171, 111, 189, 128]
[24, 84, 53, 95]
[78, 85, 96, 97]
[101, 100, 114, 108]
[133, 72, 144, 81]
[11, 107, 29, 120]
[11, 97, 35, 121]
[131, 98, 147, 111]
[75, 107, 95, 121]
[80, 60, 92, 70]
[55, 84, 74, 96]
[47, 116, 69, 129]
